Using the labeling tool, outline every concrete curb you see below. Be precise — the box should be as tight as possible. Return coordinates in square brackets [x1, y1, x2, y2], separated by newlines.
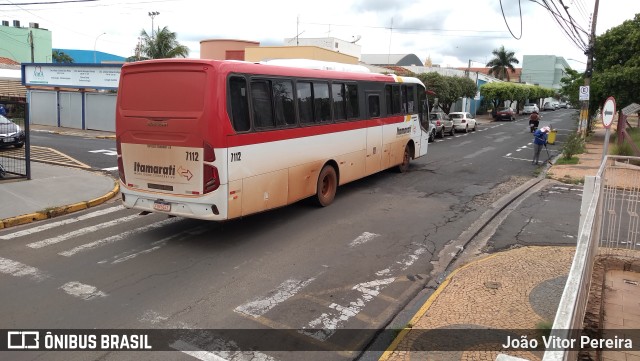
[0, 181, 120, 230]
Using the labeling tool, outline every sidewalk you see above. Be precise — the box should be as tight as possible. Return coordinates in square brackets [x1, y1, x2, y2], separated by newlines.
[379, 124, 615, 361]
[0, 125, 118, 229]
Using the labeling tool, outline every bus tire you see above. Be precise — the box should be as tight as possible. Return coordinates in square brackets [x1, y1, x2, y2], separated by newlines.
[316, 165, 337, 207]
[396, 145, 411, 173]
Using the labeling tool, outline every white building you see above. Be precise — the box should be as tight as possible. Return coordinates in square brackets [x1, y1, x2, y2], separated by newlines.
[283, 37, 361, 60]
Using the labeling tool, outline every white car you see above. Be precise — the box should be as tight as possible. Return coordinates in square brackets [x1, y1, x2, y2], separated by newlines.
[522, 103, 539, 114]
[449, 112, 477, 133]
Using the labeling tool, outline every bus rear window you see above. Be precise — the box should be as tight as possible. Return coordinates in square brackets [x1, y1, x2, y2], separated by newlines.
[120, 71, 206, 111]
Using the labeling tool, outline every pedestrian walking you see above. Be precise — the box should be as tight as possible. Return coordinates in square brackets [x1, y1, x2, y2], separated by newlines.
[532, 126, 550, 165]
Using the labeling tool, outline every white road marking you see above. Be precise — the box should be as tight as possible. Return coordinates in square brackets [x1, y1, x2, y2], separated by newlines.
[0, 206, 125, 240]
[59, 218, 182, 257]
[102, 166, 119, 171]
[234, 277, 316, 318]
[89, 149, 117, 156]
[349, 232, 380, 247]
[397, 247, 427, 270]
[27, 214, 141, 249]
[504, 155, 535, 162]
[0, 257, 49, 282]
[303, 277, 396, 341]
[375, 268, 391, 276]
[60, 281, 107, 300]
[171, 341, 229, 361]
[139, 310, 169, 325]
[505, 153, 512, 157]
[100, 224, 211, 265]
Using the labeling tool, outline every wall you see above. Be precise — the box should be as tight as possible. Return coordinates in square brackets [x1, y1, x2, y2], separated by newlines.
[29, 89, 115, 131]
[199, 39, 260, 60]
[245, 46, 359, 64]
[283, 37, 361, 59]
[0, 23, 52, 63]
[521, 55, 570, 90]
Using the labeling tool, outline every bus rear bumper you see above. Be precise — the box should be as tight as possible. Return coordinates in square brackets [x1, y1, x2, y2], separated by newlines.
[120, 183, 228, 221]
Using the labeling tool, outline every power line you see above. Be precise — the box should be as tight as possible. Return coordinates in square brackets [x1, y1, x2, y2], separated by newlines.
[0, 0, 98, 6]
[499, 0, 523, 39]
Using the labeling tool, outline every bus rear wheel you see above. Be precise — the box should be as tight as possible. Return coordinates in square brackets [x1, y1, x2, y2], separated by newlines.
[316, 165, 337, 207]
[396, 145, 411, 173]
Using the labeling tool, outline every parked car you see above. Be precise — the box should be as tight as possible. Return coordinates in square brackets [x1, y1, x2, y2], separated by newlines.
[449, 112, 477, 133]
[558, 102, 568, 109]
[543, 102, 556, 111]
[428, 121, 436, 143]
[495, 107, 516, 121]
[0, 115, 25, 148]
[522, 103, 539, 114]
[429, 112, 454, 138]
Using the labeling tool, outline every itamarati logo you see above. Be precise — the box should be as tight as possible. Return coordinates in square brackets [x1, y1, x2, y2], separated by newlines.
[133, 162, 176, 178]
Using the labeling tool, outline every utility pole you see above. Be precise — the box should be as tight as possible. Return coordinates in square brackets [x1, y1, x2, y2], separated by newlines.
[579, 0, 600, 138]
[29, 30, 34, 62]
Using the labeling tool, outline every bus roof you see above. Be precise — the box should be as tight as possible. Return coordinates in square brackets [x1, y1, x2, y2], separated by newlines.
[122, 59, 425, 87]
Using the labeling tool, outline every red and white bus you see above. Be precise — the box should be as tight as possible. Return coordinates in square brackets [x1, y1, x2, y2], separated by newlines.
[115, 59, 429, 221]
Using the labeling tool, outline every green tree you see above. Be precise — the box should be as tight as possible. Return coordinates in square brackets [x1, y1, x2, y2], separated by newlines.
[417, 73, 477, 113]
[486, 45, 520, 81]
[590, 14, 640, 112]
[52, 50, 74, 63]
[560, 68, 582, 106]
[139, 26, 189, 59]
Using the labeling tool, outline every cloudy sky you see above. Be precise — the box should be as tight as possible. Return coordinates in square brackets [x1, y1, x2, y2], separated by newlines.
[2, 0, 639, 70]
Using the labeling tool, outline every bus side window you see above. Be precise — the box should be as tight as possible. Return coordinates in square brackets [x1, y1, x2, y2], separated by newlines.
[385, 85, 393, 116]
[346, 83, 359, 119]
[251, 80, 275, 129]
[313, 82, 331, 122]
[406, 85, 415, 113]
[401, 85, 408, 113]
[368, 94, 380, 118]
[392, 85, 401, 115]
[297, 82, 313, 124]
[332, 83, 346, 121]
[229, 76, 250, 132]
[273, 80, 296, 127]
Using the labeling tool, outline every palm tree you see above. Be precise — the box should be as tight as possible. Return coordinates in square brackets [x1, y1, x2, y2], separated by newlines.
[139, 26, 189, 59]
[52, 50, 74, 63]
[486, 45, 519, 81]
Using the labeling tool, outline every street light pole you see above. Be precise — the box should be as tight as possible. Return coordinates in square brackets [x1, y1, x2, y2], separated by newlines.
[148, 11, 160, 37]
[93, 32, 106, 64]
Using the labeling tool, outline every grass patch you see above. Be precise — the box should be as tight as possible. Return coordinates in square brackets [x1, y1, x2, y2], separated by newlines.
[554, 157, 580, 165]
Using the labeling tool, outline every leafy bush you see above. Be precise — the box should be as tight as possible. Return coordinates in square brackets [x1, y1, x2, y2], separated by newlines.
[562, 132, 585, 159]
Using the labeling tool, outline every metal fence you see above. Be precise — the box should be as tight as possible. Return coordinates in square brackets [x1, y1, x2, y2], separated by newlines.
[0, 100, 30, 180]
[542, 156, 640, 361]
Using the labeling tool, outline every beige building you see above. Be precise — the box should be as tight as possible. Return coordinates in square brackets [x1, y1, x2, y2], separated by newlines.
[200, 39, 260, 60]
[245, 46, 358, 64]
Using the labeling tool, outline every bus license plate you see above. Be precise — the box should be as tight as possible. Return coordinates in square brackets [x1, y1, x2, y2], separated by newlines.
[153, 201, 171, 212]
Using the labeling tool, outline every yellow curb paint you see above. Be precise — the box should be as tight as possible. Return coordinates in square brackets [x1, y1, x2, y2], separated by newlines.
[87, 182, 119, 207]
[2, 212, 48, 228]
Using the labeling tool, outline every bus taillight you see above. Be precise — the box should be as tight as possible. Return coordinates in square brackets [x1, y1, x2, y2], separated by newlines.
[203, 164, 220, 193]
[204, 141, 215, 162]
[116, 137, 126, 184]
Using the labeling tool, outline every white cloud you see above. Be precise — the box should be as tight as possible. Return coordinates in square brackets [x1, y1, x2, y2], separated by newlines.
[1, 0, 638, 69]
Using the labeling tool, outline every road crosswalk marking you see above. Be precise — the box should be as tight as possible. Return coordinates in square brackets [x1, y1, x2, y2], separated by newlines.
[27, 214, 141, 249]
[0, 205, 125, 240]
[58, 217, 182, 257]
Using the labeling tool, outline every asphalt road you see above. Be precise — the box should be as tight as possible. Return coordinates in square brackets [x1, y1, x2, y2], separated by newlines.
[0, 109, 581, 361]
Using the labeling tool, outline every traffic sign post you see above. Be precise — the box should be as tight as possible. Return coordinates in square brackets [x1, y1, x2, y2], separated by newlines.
[601, 97, 616, 162]
[578, 86, 590, 136]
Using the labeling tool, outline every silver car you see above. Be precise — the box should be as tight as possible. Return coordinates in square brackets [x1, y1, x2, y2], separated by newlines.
[449, 112, 477, 133]
[522, 103, 539, 114]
